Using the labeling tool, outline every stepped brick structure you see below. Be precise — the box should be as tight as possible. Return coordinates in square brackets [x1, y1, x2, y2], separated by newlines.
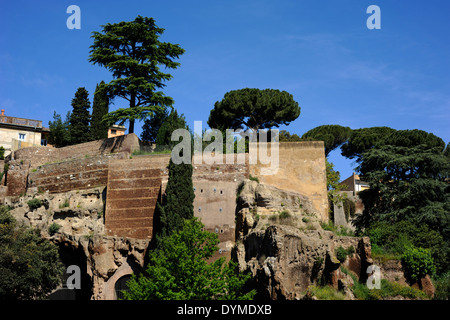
[105, 156, 169, 239]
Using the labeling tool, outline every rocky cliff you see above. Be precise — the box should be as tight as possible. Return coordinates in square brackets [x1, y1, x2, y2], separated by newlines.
[5, 187, 149, 300]
[234, 180, 373, 299]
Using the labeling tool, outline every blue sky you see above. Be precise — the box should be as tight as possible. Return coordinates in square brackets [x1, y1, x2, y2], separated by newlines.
[1, 0, 449, 179]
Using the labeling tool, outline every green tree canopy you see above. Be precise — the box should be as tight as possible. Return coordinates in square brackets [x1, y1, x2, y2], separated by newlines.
[140, 106, 169, 144]
[155, 109, 188, 149]
[123, 218, 255, 300]
[155, 157, 194, 242]
[278, 130, 302, 142]
[207, 88, 300, 132]
[302, 125, 352, 156]
[356, 143, 450, 242]
[48, 111, 71, 148]
[90, 81, 110, 140]
[68, 87, 92, 145]
[89, 16, 185, 133]
[340, 126, 396, 162]
[0, 206, 64, 299]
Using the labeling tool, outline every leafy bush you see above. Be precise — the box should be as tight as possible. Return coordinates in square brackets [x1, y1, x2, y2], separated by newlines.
[433, 271, 450, 300]
[27, 198, 42, 211]
[48, 223, 62, 236]
[0, 206, 64, 299]
[366, 221, 447, 274]
[402, 246, 436, 282]
[335, 246, 355, 263]
[279, 210, 291, 220]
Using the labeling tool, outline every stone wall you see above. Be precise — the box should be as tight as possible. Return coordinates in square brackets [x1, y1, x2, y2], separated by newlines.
[12, 133, 140, 168]
[249, 141, 328, 222]
[28, 153, 127, 194]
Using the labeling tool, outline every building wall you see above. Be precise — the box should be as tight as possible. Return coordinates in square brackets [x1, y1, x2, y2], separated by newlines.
[249, 141, 328, 221]
[0, 126, 42, 156]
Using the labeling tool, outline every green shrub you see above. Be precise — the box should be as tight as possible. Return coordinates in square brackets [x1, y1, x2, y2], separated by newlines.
[402, 246, 436, 282]
[249, 175, 259, 183]
[279, 210, 291, 220]
[48, 223, 62, 236]
[433, 271, 450, 300]
[379, 279, 428, 299]
[27, 198, 42, 211]
[366, 221, 447, 274]
[335, 246, 355, 263]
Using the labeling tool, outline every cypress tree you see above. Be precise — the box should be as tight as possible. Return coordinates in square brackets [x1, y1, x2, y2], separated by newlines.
[69, 87, 91, 145]
[155, 158, 195, 245]
[90, 81, 109, 140]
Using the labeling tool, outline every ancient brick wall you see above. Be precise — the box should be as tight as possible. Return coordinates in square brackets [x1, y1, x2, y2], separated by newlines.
[28, 153, 127, 194]
[12, 133, 140, 168]
[5, 159, 29, 197]
[105, 155, 170, 239]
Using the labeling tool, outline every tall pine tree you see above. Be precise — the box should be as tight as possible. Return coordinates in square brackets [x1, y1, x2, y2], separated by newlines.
[90, 81, 109, 140]
[69, 87, 91, 145]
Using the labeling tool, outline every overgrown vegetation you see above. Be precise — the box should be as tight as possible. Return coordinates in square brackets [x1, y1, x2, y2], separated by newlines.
[27, 198, 42, 211]
[48, 223, 62, 236]
[123, 218, 256, 300]
[0, 206, 64, 299]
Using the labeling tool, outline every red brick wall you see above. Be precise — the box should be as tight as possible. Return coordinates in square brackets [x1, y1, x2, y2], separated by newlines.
[105, 155, 170, 239]
[28, 153, 126, 193]
[5, 160, 29, 196]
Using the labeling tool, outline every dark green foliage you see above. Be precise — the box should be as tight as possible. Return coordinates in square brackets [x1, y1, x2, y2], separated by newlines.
[27, 198, 42, 211]
[89, 16, 185, 133]
[402, 246, 436, 282]
[335, 246, 355, 263]
[278, 130, 302, 142]
[207, 88, 300, 132]
[340, 126, 396, 162]
[433, 271, 450, 300]
[48, 223, 62, 236]
[302, 125, 352, 156]
[356, 144, 450, 236]
[140, 106, 169, 143]
[123, 218, 255, 300]
[69, 87, 91, 145]
[90, 81, 109, 140]
[155, 158, 195, 242]
[155, 109, 188, 148]
[0, 206, 64, 299]
[366, 221, 448, 274]
[0, 146, 5, 160]
[48, 111, 71, 148]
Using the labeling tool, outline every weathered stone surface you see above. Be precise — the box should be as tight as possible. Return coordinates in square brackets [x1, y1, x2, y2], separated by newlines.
[233, 224, 372, 300]
[233, 180, 373, 300]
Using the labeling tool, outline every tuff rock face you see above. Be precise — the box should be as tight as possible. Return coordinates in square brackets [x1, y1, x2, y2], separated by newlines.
[234, 180, 373, 300]
[5, 188, 150, 300]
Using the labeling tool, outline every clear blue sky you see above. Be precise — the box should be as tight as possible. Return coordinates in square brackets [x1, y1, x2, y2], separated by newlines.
[1, 0, 449, 180]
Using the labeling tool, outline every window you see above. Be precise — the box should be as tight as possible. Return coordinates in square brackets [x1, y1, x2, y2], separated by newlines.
[111, 129, 117, 135]
[18, 133, 26, 141]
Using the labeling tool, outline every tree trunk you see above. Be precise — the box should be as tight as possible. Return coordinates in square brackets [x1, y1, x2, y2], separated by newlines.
[129, 92, 136, 134]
